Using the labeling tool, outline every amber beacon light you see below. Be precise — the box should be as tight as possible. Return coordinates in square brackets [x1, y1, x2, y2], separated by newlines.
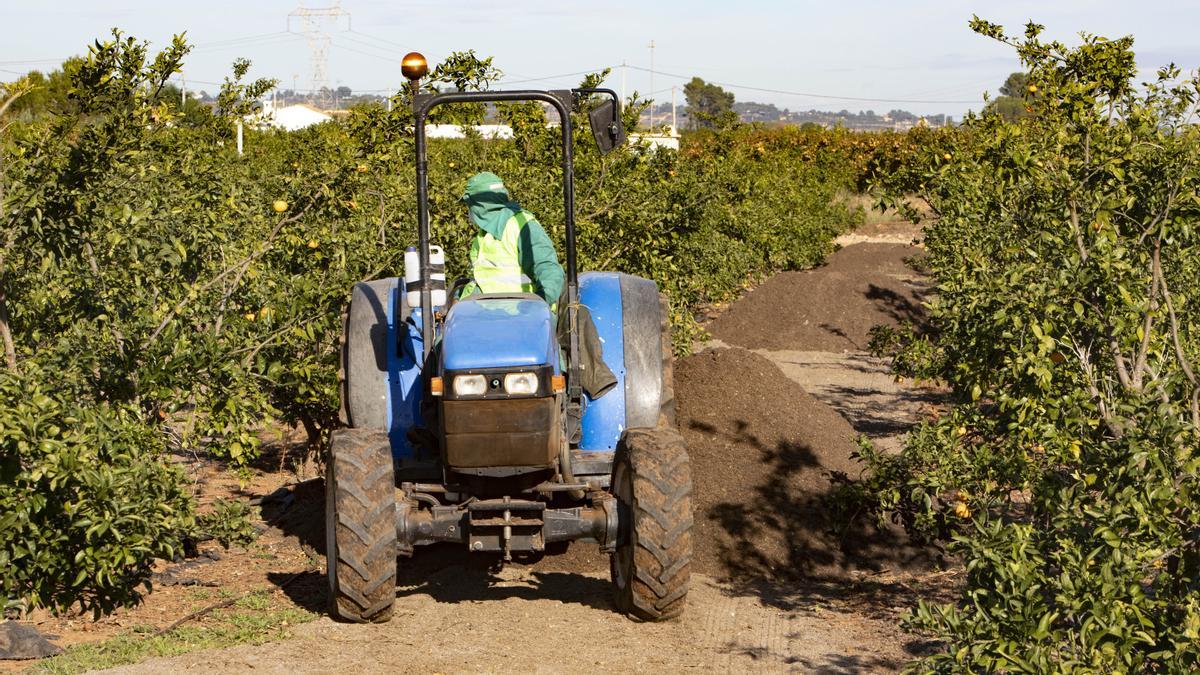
[401, 51, 428, 81]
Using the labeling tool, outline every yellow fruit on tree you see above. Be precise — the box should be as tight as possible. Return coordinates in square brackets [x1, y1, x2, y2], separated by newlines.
[356, 164, 368, 173]
[943, 152, 952, 160]
[956, 425, 968, 437]
[953, 501, 972, 519]
[307, 239, 320, 249]
[1028, 84, 1038, 93]
[273, 200, 288, 213]
[243, 312, 256, 322]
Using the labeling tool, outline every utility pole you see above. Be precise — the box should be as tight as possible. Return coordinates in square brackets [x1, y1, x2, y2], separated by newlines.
[288, 2, 350, 109]
[671, 85, 677, 134]
[647, 40, 655, 129]
[620, 61, 626, 105]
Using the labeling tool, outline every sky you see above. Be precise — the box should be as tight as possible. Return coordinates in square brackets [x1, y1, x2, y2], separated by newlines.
[3, 0, 1200, 117]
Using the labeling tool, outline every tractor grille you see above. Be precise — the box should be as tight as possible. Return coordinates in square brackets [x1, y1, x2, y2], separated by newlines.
[441, 397, 559, 468]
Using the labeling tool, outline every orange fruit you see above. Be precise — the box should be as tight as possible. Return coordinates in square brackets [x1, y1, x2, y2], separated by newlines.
[273, 200, 288, 213]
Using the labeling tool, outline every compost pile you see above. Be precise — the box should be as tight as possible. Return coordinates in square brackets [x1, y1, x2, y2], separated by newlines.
[706, 243, 929, 352]
[542, 345, 933, 582]
[676, 346, 933, 582]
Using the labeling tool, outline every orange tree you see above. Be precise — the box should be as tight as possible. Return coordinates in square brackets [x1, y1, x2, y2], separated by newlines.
[1, 32, 864, 615]
[0, 33, 231, 616]
[861, 17, 1200, 671]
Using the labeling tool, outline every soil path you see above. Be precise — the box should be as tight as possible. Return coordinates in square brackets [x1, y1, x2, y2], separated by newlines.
[97, 229, 948, 674]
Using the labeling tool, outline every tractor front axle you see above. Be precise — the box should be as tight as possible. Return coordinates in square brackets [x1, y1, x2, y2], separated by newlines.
[395, 492, 617, 561]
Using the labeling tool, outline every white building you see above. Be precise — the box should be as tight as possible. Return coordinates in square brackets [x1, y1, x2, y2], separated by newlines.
[425, 124, 514, 140]
[254, 102, 332, 131]
[628, 125, 681, 151]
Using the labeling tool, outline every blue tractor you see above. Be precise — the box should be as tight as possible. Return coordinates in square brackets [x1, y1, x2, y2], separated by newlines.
[325, 53, 693, 623]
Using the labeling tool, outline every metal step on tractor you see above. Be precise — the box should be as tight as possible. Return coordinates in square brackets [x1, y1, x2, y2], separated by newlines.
[326, 52, 694, 623]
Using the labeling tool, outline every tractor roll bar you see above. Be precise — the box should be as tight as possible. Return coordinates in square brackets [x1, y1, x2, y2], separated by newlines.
[411, 88, 601, 412]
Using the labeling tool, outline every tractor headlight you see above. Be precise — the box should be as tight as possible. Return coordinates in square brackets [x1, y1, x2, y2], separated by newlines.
[452, 374, 487, 397]
[503, 372, 539, 396]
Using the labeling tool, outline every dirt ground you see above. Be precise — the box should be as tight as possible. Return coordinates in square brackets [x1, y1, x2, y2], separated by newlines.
[12, 219, 954, 674]
[706, 243, 930, 353]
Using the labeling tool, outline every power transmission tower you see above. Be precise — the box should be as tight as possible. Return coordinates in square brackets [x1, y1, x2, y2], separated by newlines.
[287, 2, 350, 108]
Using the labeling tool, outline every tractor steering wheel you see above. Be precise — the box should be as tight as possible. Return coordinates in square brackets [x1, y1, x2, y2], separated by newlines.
[443, 277, 474, 313]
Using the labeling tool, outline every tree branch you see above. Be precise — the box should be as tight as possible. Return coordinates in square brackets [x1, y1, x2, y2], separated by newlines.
[144, 203, 313, 347]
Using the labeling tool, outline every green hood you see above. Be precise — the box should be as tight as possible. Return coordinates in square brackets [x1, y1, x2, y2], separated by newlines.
[462, 172, 519, 239]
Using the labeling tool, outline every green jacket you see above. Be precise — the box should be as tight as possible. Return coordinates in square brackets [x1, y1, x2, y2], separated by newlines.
[463, 174, 564, 305]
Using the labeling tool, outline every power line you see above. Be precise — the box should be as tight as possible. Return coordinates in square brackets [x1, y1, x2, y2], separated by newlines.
[0, 57, 68, 65]
[329, 39, 403, 63]
[345, 29, 409, 51]
[337, 32, 407, 56]
[0, 32, 305, 70]
[624, 64, 982, 105]
[192, 31, 294, 48]
[498, 68, 611, 86]
[192, 33, 306, 53]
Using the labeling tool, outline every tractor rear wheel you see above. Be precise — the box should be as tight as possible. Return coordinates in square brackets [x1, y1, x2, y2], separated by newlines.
[610, 427, 693, 621]
[326, 428, 397, 623]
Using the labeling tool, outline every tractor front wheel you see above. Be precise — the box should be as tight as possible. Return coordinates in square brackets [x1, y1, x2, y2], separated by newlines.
[326, 428, 397, 623]
[610, 427, 693, 621]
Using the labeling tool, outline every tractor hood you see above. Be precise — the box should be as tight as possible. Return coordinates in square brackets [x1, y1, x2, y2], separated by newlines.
[441, 297, 557, 371]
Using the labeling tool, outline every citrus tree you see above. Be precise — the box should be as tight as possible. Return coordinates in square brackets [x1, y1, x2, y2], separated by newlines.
[863, 17, 1200, 671]
[1, 31, 865, 616]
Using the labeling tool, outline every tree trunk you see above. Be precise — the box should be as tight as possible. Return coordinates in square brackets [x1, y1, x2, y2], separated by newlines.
[299, 413, 322, 449]
[0, 252, 13, 369]
[0, 280, 15, 372]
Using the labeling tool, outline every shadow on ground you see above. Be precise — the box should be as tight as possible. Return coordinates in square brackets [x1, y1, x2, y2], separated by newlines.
[264, 479, 615, 614]
[691, 418, 943, 591]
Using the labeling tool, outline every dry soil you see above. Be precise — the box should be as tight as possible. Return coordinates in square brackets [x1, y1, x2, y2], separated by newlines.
[19, 232, 954, 674]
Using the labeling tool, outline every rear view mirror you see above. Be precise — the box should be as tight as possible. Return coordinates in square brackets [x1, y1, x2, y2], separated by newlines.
[588, 99, 626, 155]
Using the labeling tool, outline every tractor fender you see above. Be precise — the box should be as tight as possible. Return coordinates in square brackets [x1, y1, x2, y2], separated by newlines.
[340, 278, 424, 458]
[578, 272, 666, 454]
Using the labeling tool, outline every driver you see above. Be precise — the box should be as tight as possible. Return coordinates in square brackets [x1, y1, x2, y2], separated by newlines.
[458, 171, 616, 400]
[460, 172, 564, 310]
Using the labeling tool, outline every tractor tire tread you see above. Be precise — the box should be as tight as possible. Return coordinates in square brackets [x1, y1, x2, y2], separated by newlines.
[612, 427, 692, 622]
[327, 428, 396, 623]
